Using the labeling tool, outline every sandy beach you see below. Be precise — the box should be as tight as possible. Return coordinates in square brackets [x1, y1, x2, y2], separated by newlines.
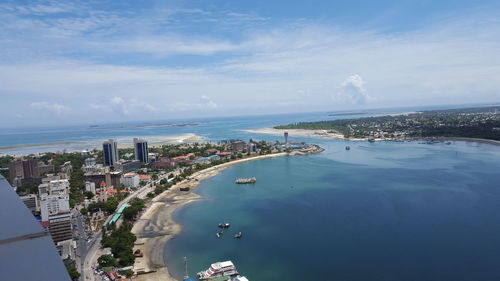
[242, 127, 355, 140]
[0, 133, 204, 155]
[131, 152, 288, 281]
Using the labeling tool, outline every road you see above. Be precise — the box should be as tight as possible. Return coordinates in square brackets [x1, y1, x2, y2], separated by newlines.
[78, 173, 172, 281]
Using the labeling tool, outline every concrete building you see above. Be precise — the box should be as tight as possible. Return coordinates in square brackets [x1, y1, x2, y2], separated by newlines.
[114, 159, 141, 173]
[47, 212, 72, 244]
[134, 138, 149, 163]
[284, 131, 289, 144]
[20, 194, 39, 214]
[40, 194, 70, 222]
[248, 143, 257, 153]
[84, 171, 122, 190]
[103, 139, 119, 166]
[85, 181, 96, 193]
[121, 173, 140, 189]
[38, 179, 69, 197]
[84, 157, 96, 167]
[57, 240, 75, 260]
[60, 161, 72, 175]
[230, 140, 247, 152]
[8, 158, 54, 186]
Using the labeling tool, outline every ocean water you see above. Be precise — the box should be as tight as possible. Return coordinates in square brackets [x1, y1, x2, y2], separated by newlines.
[0, 106, 450, 155]
[3, 108, 500, 280]
[166, 140, 500, 281]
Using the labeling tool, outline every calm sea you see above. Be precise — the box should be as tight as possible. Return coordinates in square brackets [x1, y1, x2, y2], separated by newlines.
[166, 139, 500, 281]
[3, 108, 500, 280]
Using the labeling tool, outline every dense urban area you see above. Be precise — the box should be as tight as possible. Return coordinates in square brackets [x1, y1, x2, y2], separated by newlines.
[0, 137, 319, 281]
[275, 106, 500, 141]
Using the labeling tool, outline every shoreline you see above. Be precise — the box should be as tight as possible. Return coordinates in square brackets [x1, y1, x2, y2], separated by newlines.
[0, 133, 204, 155]
[243, 127, 500, 146]
[131, 152, 291, 281]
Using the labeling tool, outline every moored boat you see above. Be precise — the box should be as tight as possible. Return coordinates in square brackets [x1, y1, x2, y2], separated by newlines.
[233, 232, 242, 239]
[218, 223, 230, 229]
[197, 261, 238, 280]
[235, 178, 256, 184]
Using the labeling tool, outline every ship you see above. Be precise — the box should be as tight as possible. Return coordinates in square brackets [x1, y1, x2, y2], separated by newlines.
[235, 178, 256, 184]
[197, 261, 238, 280]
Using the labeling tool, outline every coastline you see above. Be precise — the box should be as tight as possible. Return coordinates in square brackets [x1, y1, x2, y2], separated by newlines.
[131, 152, 291, 281]
[243, 127, 500, 146]
[0, 133, 204, 155]
[242, 127, 367, 141]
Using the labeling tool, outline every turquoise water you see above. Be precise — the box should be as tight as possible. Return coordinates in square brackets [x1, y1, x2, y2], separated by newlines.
[166, 140, 500, 281]
[3, 109, 500, 280]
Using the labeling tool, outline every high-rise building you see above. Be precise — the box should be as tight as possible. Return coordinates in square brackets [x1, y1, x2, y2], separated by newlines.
[8, 158, 54, 186]
[103, 139, 119, 166]
[284, 131, 289, 144]
[134, 138, 149, 163]
[40, 194, 70, 222]
[20, 194, 39, 214]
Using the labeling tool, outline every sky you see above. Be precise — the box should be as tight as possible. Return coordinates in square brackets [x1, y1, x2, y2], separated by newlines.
[1, 0, 500, 126]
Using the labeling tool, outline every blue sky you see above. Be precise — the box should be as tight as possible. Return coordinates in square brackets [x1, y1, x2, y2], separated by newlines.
[1, 0, 500, 126]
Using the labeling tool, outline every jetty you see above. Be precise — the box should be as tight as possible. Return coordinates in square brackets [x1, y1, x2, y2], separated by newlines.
[235, 178, 256, 184]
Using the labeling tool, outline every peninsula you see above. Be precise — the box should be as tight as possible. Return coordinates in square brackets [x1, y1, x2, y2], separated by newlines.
[250, 106, 500, 142]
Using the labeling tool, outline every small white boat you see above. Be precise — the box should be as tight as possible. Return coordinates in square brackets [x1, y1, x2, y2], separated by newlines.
[216, 232, 223, 238]
[233, 232, 242, 239]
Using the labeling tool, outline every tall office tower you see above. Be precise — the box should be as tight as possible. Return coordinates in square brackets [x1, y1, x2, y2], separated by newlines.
[284, 131, 289, 144]
[134, 138, 149, 163]
[103, 139, 119, 166]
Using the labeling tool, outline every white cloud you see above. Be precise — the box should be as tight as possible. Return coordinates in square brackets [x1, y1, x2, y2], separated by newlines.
[168, 95, 218, 112]
[89, 97, 157, 116]
[334, 75, 370, 105]
[29, 102, 70, 115]
[1, 4, 500, 125]
[200, 95, 218, 109]
[110, 96, 128, 115]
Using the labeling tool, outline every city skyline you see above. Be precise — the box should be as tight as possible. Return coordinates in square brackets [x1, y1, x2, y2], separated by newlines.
[1, 0, 500, 126]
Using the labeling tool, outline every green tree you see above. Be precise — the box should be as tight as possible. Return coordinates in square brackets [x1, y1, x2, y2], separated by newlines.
[84, 191, 94, 199]
[98, 254, 118, 268]
[66, 265, 80, 280]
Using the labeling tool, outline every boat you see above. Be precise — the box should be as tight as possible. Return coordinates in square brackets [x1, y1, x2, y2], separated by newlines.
[345, 146, 350, 150]
[216, 231, 223, 238]
[197, 261, 238, 280]
[235, 178, 256, 184]
[218, 223, 230, 229]
[233, 232, 242, 239]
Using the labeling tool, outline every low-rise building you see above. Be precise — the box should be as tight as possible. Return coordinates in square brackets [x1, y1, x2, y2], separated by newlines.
[85, 181, 96, 193]
[84, 171, 122, 190]
[114, 160, 142, 173]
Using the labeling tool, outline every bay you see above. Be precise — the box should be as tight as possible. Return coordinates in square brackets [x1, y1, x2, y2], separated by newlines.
[166, 140, 500, 281]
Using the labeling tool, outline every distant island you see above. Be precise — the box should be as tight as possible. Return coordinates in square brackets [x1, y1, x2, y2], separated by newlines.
[274, 106, 500, 141]
[88, 123, 200, 130]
